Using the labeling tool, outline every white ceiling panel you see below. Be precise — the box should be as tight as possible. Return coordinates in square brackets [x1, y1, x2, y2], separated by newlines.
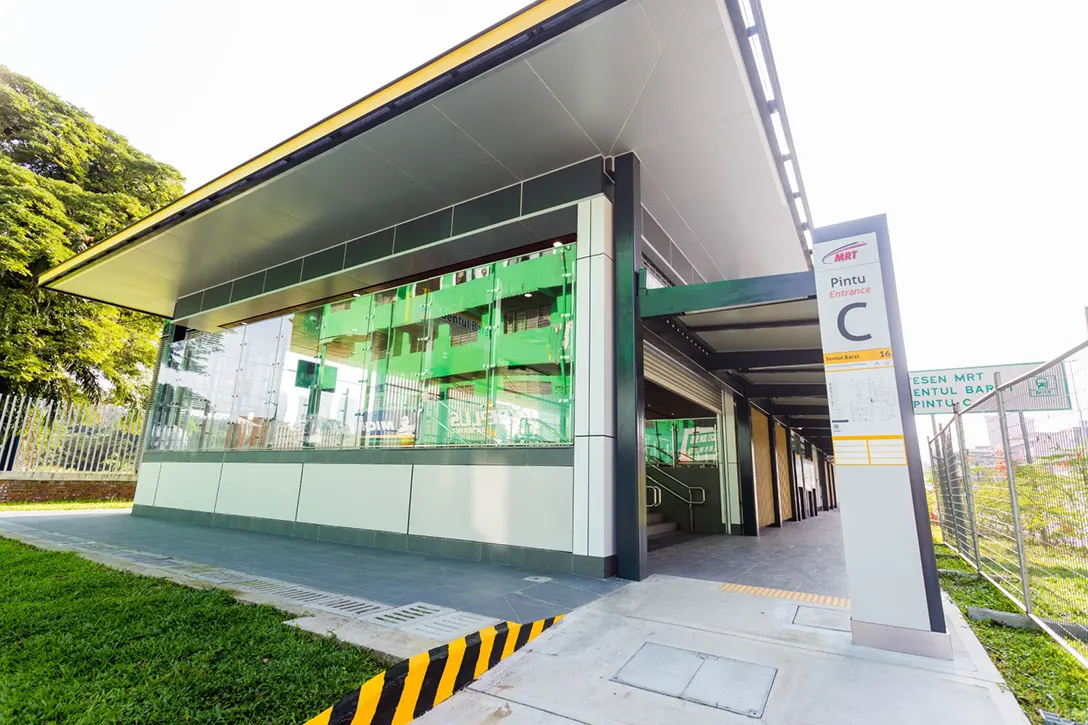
[433, 59, 601, 179]
[683, 299, 818, 327]
[362, 103, 518, 203]
[614, 27, 748, 152]
[639, 0, 691, 49]
[525, 1, 660, 152]
[696, 325, 823, 351]
[667, 0, 729, 47]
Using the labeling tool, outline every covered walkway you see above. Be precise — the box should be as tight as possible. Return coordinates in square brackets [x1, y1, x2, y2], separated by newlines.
[650, 510, 848, 598]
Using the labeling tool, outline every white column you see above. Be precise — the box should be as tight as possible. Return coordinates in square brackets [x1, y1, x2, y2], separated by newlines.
[572, 196, 616, 561]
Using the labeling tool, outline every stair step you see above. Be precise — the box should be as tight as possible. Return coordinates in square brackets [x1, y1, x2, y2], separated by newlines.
[647, 521, 678, 538]
[646, 512, 665, 525]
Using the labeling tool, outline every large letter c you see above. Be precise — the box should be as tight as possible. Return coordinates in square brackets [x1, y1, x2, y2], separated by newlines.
[837, 302, 871, 342]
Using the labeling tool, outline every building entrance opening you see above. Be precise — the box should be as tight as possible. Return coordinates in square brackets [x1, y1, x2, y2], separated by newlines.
[643, 380, 726, 551]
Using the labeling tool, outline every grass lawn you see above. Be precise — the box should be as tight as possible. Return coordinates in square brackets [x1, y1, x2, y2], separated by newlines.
[0, 499, 133, 512]
[936, 542, 1088, 724]
[0, 536, 381, 724]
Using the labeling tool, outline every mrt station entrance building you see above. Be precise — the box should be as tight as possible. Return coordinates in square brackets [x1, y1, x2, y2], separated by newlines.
[41, 0, 947, 658]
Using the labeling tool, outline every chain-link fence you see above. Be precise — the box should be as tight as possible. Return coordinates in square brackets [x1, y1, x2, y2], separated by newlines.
[929, 339, 1088, 666]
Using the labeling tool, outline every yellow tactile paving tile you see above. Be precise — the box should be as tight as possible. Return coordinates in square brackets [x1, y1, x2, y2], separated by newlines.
[720, 582, 850, 609]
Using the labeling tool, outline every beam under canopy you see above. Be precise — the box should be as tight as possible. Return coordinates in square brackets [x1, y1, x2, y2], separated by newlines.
[639, 271, 816, 319]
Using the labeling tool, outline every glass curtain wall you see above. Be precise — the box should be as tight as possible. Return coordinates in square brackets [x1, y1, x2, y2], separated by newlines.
[148, 243, 576, 451]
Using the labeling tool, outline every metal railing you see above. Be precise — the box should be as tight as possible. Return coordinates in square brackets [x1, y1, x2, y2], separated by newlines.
[929, 338, 1088, 667]
[0, 394, 144, 476]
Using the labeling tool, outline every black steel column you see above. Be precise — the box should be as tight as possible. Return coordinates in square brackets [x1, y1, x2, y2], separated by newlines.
[735, 400, 758, 536]
[784, 425, 800, 521]
[612, 152, 647, 581]
[768, 414, 782, 526]
[795, 434, 808, 520]
[804, 442, 817, 517]
[818, 456, 830, 511]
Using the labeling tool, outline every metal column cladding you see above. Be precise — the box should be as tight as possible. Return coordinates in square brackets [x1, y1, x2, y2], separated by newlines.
[735, 402, 758, 537]
[612, 153, 647, 581]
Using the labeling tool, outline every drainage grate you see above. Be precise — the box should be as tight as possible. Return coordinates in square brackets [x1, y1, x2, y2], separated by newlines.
[523, 575, 552, 583]
[235, 579, 333, 604]
[402, 611, 500, 639]
[365, 602, 453, 628]
[312, 596, 388, 618]
[231, 578, 389, 619]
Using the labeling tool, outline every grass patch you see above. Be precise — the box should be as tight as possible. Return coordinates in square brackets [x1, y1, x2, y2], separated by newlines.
[933, 543, 976, 574]
[0, 499, 132, 512]
[939, 556, 1088, 723]
[0, 536, 381, 723]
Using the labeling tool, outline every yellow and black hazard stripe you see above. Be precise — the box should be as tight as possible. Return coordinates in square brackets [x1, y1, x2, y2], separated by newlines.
[305, 616, 562, 725]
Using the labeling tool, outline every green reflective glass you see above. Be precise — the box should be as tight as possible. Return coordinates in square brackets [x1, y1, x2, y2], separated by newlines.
[488, 246, 575, 445]
[646, 417, 719, 465]
[150, 242, 577, 451]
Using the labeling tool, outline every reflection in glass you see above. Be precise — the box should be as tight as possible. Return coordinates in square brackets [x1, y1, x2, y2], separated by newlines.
[149, 242, 577, 451]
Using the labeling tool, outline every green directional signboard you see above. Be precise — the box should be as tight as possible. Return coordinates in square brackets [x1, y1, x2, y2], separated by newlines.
[909, 362, 1070, 413]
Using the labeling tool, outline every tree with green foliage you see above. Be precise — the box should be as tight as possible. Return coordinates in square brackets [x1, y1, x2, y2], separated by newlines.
[0, 66, 184, 403]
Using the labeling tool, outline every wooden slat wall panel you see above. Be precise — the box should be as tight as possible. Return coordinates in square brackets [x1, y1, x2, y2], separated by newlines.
[751, 407, 775, 527]
[775, 423, 793, 520]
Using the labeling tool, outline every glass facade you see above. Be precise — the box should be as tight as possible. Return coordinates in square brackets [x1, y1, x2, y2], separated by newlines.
[646, 418, 719, 466]
[148, 244, 576, 452]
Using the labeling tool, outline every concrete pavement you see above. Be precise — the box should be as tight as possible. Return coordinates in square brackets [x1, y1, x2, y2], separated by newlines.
[420, 575, 1027, 724]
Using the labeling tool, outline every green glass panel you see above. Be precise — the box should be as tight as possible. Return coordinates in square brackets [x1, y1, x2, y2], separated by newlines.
[151, 241, 579, 452]
[645, 417, 719, 465]
[418, 264, 495, 446]
[488, 245, 576, 445]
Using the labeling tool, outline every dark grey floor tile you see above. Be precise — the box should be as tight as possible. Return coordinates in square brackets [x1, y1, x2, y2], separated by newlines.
[518, 581, 600, 609]
[504, 593, 567, 623]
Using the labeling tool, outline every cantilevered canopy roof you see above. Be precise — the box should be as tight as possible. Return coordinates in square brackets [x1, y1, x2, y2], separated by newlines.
[642, 271, 831, 453]
[41, 0, 812, 323]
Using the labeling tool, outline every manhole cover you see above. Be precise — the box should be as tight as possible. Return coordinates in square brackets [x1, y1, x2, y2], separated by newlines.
[611, 642, 777, 718]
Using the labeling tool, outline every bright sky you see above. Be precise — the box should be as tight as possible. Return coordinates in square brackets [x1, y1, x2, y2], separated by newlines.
[3, 0, 1086, 447]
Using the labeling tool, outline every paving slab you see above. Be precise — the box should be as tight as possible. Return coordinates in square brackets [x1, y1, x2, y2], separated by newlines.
[419, 575, 1027, 724]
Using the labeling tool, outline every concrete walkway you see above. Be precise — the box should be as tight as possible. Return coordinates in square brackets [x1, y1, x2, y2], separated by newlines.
[650, 511, 849, 598]
[423, 575, 1027, 724]
[0, 511, 622, 623]
[1, 508, 1026, 723]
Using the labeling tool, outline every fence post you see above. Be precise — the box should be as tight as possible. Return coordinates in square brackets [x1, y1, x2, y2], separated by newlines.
[952, 404, 982, 572]
[994, 372, 1033, 614]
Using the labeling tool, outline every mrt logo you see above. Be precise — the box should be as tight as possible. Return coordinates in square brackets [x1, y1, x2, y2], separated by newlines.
[821, 240, 867, 264]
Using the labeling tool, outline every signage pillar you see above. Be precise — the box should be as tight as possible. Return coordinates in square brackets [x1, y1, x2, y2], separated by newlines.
[813, 215, 949, 659]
